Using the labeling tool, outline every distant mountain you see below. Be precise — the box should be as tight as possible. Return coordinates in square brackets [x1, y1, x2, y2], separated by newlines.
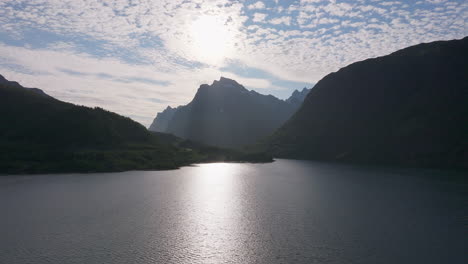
[267, 37, 468, 169]
[285, 87, 309, 105]
[149, 77, 309, 148]
[0, 75, 271, 174]
[149, 106, 178, 132]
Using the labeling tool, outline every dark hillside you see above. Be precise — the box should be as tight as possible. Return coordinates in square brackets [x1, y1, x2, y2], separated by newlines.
[268, 37, 468, 169]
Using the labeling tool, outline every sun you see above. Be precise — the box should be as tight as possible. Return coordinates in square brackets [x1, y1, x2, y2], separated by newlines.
[188, 15, 235, 64]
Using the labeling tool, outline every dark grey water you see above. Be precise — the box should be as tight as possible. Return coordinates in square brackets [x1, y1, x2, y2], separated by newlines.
[0, 159, 466, 264]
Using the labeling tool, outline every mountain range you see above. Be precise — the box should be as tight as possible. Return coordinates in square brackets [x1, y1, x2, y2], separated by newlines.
[0, 75, 271, 174]
[267, 37, 468, 169]
[149, 77, 309, 148]
[1, 37, 466, 173]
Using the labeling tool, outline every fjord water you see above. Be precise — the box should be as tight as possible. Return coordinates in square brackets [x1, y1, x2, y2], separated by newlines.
[1, 160, 466, 264]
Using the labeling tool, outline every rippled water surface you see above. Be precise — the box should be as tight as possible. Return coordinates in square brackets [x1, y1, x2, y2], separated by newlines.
[1, 159, 466, 264]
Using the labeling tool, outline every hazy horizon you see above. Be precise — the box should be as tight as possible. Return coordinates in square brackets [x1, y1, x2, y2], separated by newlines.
[1, 0, 466, 126]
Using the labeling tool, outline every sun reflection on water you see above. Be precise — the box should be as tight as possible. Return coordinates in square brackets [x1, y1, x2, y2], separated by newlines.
[183, 163, 243, 263]
[190, 163, 237, 225]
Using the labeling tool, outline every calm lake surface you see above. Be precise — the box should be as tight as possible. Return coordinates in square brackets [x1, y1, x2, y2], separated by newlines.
[1, 159, 466, 264]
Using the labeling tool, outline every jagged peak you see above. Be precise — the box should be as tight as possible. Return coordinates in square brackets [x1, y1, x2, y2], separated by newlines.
[285, 86, 310, 104]
[197, 77, 247, 93]
[290, 87, 309, 97]
[217, 76, 239, 85]
[211, 77, 244, 90]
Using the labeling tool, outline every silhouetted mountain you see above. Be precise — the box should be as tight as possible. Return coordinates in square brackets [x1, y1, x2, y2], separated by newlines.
[286, 87, 310, 105]
[0, 74, 50, 97]
[148, 106, 178, 132]
[0, 75, 271, 174]
[149, 77, 308, 148]
[268, 37, 468, 169]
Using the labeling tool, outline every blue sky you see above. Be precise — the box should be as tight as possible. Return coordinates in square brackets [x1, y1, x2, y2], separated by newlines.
[0, 0, 466, 126]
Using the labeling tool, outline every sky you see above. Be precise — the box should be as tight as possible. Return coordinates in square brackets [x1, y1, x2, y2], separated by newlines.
[0, 0, 466, 126]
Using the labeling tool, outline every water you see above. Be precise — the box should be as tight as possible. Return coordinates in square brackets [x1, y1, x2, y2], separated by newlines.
[0, 159, 466, 264]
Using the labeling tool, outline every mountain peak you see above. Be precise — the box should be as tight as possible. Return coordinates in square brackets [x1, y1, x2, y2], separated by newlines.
[286, 87, 310, 104]
[211, 77, 245, 90]
[150, 77, 303, 148]
[218, 76, 238, 84]
[196, 77, 248, 97]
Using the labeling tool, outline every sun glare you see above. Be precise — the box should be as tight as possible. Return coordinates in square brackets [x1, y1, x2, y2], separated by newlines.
[189, 15, 235, 64]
